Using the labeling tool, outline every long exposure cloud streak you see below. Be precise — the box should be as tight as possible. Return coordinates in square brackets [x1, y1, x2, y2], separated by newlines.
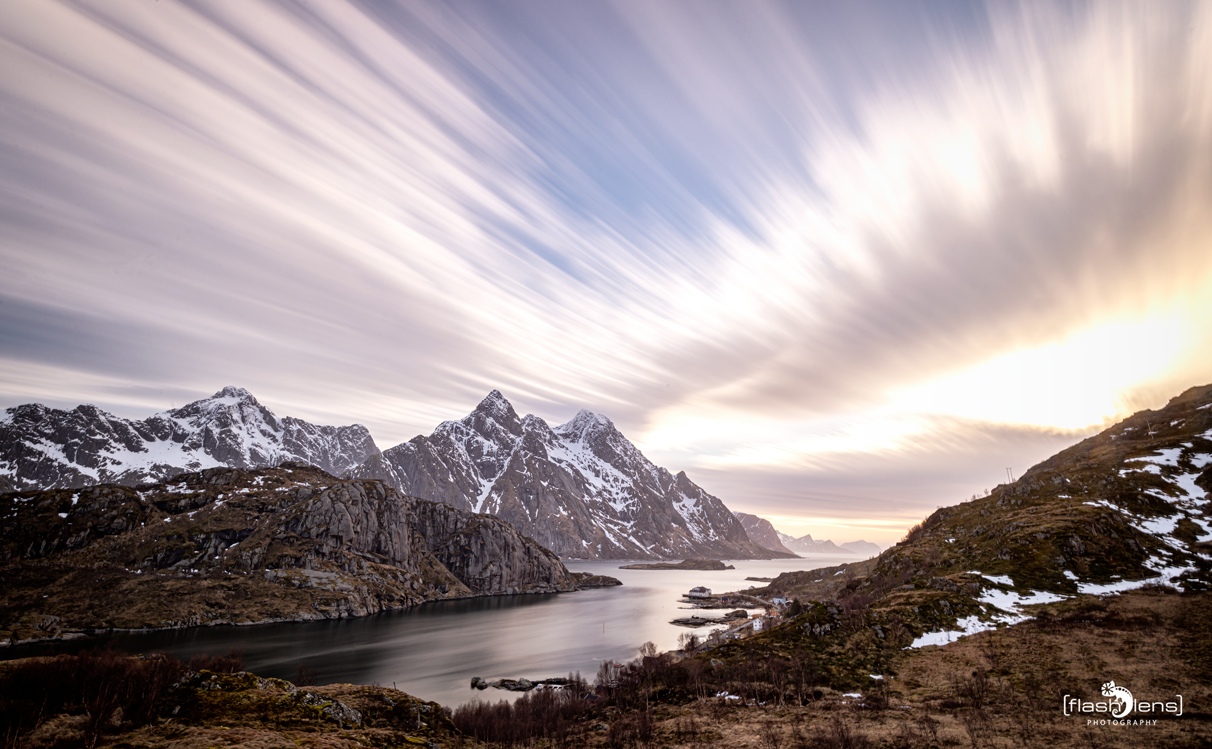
[1, 1, 1210, 544]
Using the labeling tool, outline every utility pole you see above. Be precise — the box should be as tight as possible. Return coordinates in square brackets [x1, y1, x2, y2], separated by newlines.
[1006, 467, 1015, 483]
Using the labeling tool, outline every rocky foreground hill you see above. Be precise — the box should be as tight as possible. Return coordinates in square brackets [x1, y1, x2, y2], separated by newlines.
[718, 383, 1212, 685]
[349, 390, 785, 560]
[0, 387, 378, 491]
[0, 463, 588, 646]
[593, 382, 1212, 746]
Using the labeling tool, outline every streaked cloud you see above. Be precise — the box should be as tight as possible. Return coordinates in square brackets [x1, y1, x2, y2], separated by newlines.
[2, 0, 1210, 545]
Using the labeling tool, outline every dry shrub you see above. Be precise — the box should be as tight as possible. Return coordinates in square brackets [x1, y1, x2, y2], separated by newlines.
[796, 717, 870, 749]
[294, 662, 318, 686]
[0, 649, 187, 749]
[187, 648, 243, 673]
[607, 709, 653, 749]
[451, 674, 590, 746]
[951, 668, 990, 710]
[759, 721, 785, 749]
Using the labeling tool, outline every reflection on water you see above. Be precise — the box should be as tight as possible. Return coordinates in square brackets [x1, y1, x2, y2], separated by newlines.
[3, 556, 859, 707]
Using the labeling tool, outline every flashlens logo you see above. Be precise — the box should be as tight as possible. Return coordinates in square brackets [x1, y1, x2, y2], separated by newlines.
[1100, 682, 1133, 718]
[1062, 680, 1183, 726]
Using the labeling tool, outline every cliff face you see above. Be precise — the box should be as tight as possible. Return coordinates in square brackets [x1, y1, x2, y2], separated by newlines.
[408, 500, 575, 595]
[0, 463, 576, 645]
[734, 512, 797, 555]
[348, 391, 786, 560]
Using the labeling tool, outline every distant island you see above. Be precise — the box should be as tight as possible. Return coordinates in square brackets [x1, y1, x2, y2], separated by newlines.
[618, 559, 735, 570]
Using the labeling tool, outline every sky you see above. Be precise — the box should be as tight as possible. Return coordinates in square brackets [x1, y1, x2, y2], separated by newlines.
[2, 1, 1211, 547]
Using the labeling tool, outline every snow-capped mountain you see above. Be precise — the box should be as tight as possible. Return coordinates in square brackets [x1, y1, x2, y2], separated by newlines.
[0, 387, 378, 490]
[348, 390, 784, 560]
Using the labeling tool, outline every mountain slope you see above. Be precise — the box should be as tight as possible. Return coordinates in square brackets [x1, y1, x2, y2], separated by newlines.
[0, 463, 577, 645]
[734, 512, 797, 555]
[348, 391, 785, 560]
[0, 387, 378, 490]
[839, 540, 881, 557]
[867, 382, 1212, 597]
[682, 382, 1212, 708]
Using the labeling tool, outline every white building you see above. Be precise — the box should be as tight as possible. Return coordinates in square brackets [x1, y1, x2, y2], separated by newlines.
[688, 586, 712, 598]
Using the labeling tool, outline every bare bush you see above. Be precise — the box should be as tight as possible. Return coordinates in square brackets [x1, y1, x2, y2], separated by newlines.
[797, 717, 870, 749]
[293, 662, 318, 686]
[759, 721, 785, 749]
[0, 649, 187, 749]
[451, 673, 591, 746]
[187, 648, 244, 674]
[951, 668, 990, 710]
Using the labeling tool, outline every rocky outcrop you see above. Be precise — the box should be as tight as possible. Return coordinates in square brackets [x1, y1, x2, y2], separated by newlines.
[0, 464, 578, 645]
[619, 559, 735, 570]
[348, 391, 786, 560]
[0, 387, 378, 491]
[408, 498, 575, 594]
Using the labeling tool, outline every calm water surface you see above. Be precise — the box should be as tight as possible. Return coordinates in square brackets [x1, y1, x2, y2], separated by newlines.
[5, 556, 859, 707]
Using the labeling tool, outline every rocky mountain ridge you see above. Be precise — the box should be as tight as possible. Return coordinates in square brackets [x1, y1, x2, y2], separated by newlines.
[0, 463, 581, 646]
[0, 387, 378, 491]
[733, 512, 796, 555]
[348, 391, 785, 560]
[772, 531, 882, 557]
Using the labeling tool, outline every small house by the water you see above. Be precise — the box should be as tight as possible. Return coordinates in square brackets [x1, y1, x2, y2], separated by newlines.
[688, 586, 712, 598]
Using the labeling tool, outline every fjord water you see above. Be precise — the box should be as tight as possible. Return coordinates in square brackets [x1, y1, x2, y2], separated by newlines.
[9, 556, 856, 707]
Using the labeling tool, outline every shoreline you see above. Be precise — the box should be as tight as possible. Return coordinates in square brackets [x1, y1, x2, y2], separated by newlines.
[1, 574, 622, 652]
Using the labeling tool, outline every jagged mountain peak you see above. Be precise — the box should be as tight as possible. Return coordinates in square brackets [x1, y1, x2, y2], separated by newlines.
[555, 408, 615, 440]
[445, 390, 522, 437]
[474, 389, 515, 416]
[475, 387, 509, 412]
[191, 386, 259, 407]
[349, 398, 783, 560]
[214, 385, 256, 401]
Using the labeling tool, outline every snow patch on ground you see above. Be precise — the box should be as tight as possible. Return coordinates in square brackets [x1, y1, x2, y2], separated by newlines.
[907, 616, 995, 648]
[979, 588, 1067, 610]
[1121, 463, 1161, 475]
[907, 578, 1070, 650]
[968, 572, 1014, 586]
[1077, 557, 1195, 595]
[1127, 448, 1183, 467]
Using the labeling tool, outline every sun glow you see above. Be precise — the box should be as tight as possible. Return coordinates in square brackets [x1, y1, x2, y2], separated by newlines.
[893, 317, 1187, 430]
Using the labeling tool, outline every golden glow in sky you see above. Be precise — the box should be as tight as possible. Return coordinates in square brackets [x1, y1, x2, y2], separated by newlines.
[893, 315, 1189, 430]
